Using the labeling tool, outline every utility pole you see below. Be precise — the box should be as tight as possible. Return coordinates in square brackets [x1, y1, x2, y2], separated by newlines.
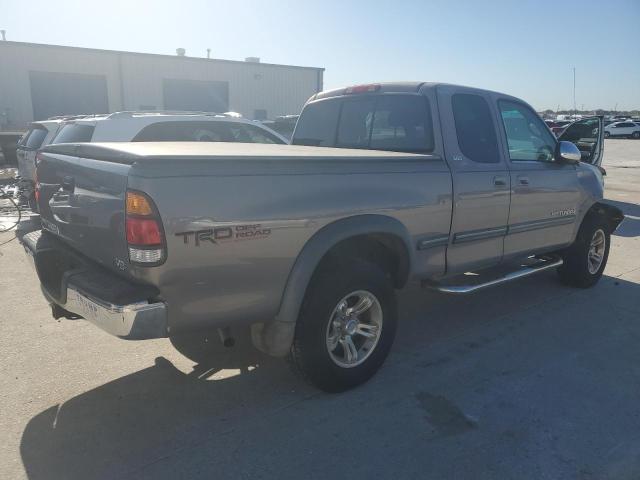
[573, 67, 576, 118]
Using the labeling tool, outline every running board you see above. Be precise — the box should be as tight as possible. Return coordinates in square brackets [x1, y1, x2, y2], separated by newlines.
[422, 256, 563, 294]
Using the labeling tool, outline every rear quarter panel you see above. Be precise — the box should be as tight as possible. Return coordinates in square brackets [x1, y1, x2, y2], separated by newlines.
[127, 156, 452, 333]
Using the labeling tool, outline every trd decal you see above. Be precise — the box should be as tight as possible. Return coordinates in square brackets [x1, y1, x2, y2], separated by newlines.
[176, 224, 271, 246]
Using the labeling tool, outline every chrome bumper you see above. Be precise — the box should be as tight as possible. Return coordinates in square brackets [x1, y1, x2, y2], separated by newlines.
[51, 285, 167, 339]
[22, 230, 168, 340]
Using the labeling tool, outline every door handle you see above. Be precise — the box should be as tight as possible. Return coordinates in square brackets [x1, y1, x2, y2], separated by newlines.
[517, 176, 530, 186]
[493, 176, 507, 187]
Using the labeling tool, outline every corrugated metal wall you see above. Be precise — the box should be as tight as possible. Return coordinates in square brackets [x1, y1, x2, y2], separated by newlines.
[0, 42, 323, 129]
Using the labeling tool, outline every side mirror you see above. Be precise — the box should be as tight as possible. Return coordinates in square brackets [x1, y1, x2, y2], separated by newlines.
[556, 141, 581, 164]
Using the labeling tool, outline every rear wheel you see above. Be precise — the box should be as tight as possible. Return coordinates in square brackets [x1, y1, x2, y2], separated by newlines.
[289, 258, 397, 392]
[557, 215, 610, 288]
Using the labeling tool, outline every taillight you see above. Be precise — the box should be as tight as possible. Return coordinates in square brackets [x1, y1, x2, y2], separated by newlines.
[126, 190, 166, 265]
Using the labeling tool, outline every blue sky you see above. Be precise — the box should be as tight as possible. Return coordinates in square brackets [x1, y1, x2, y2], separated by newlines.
[1, 0, 639, 110]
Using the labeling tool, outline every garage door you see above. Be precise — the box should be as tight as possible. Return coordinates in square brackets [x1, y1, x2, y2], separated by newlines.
[29, 71, 109, 121]
[163, 79, 229, 113]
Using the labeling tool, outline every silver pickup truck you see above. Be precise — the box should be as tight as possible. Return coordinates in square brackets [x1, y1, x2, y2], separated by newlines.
[21, 82, 624, 392]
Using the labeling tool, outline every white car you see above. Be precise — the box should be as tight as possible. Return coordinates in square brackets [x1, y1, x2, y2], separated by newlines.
[50, 111, 288, 145]
[19, 111, 287, 208]
[604, 121, 640, 139]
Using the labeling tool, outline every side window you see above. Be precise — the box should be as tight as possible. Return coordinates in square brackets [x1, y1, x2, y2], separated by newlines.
[133, 122, 233, 142]
[451, 93, 500, 163]
[228, 124, 283, 144]
[498, 100, 556, 162]
[51, 124, 95, 144]
[292, 99, 341, 147]
[24, 127, 48, 149]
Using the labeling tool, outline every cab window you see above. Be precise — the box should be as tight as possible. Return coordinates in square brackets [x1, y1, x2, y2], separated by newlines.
[498, 100, 556, 162]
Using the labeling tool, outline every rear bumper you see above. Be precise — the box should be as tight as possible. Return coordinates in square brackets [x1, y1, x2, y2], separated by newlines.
[21, 230, 168, 340]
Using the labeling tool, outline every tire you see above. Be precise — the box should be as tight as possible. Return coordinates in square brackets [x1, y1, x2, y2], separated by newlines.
[289, 258, 397, 392]
[557, 214, 610, 288]
[632, 131, 640, 139]
[604, 131, 611, 138]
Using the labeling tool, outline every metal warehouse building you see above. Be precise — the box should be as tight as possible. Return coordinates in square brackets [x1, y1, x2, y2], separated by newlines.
[0, 41, 324, 130]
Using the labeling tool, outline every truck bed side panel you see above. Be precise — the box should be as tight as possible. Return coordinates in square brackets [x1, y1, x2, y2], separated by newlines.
[127, 156, 452, 333]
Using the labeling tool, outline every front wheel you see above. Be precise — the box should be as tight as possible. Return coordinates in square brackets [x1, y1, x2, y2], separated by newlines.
[557, 216, 610, 288]
[289, 258, 397, 392]
[604, 131, 611, 138]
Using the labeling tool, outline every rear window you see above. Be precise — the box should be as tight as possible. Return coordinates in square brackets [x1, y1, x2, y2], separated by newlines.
[52, 124, 95, 144]
[294, 95, 434, 153]
[293, 99, 341, 147]
[22, 127, 48, 149]
[132, 121, 284, 144]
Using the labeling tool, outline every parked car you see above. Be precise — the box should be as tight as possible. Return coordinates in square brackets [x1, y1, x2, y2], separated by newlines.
[17, 112, 286, 208]
[16, 119, 69, 206]
[22, 82, 623, 392]
[50, 111, 287, 145]
[547, 120, 573, 136]
[604, 121, 640, 138]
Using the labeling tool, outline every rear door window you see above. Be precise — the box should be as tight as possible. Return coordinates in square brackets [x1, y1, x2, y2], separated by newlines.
[451, 94, 500, 163]
[293, 94, 434, 153]
[23, 127, 49, 149]
[52, 124, 95, 144]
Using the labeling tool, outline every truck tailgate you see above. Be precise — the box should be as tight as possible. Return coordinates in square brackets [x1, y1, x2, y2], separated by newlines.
[36, 150, 132, 273]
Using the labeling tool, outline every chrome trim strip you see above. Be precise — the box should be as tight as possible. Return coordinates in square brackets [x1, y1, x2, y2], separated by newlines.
[417, 235, 450, 250]
[451, 215, 577, 245]
[507, 215, 576, 234]
[453, 226, 508, 244]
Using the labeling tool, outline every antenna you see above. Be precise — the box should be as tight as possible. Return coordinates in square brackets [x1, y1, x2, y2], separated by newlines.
[573, 67, 576, 118]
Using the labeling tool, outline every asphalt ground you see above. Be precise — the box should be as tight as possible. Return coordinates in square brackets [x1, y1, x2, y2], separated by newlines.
[1, 139, 639, 479]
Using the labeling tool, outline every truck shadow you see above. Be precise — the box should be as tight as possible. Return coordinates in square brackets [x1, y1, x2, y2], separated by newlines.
[19, 335, 296, 480]
[19, 273, 640, 480]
